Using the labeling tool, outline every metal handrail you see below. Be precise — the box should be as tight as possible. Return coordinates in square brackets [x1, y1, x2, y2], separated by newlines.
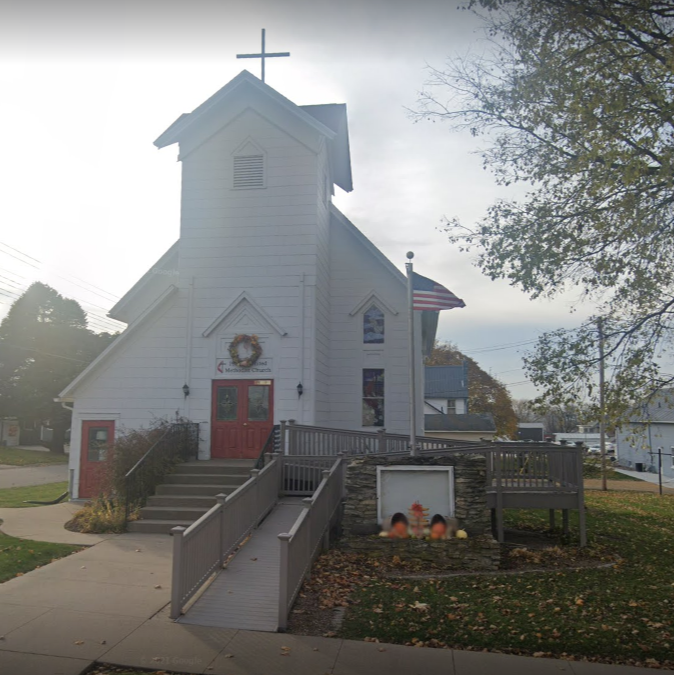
[254, 424, 280, 470]
[124, 422, 199, 521]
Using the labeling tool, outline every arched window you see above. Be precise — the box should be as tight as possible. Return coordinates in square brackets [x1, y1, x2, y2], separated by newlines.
[363, 305, 384, 344]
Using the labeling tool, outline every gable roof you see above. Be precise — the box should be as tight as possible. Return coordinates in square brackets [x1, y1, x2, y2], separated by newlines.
[202, 291, 287, 337]
[330, 205, 406, 288]
[154, 71, 352, 193]
[58, 285, 179, 400]
[108, 241, 179, 323]
[301, 104, 352, 193]
[425, 365, 468, 399]
[627, 389, 674, 424]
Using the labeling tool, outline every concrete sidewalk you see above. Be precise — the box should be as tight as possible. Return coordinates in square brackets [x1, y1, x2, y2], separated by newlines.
[614, 466, 674, 488]
[0, 462, 67, 489]
[0, 530, 662, 675]
[0, 502, 116, 545]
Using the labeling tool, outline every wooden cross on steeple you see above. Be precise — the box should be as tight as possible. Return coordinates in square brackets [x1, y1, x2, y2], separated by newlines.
[236, 29, 290, 83]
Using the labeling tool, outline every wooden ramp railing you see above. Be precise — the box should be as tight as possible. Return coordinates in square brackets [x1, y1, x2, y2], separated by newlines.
[169, 457, 280, 619]
[280, 420, 476, 456]
[278, 457, 345, 631]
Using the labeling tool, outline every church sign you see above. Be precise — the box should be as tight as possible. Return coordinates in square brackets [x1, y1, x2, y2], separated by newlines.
[215, 358, 273, 375]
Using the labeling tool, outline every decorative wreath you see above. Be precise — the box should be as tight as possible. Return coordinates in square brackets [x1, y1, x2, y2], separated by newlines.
[228, 334, 262, 368]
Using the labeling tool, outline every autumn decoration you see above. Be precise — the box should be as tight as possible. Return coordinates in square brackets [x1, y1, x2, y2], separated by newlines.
[228, 334, 263, 368]
[380, 502, 466, 541]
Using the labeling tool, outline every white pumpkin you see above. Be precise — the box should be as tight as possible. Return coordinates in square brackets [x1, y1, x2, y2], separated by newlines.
[456, 529, 468, 539]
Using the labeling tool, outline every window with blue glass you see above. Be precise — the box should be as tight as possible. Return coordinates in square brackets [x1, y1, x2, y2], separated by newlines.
[363, 305, 384, 344]
[363, 368, 385, 426]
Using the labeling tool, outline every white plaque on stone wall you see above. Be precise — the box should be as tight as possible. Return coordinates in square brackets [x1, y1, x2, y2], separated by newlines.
[376, 466, 455, 524]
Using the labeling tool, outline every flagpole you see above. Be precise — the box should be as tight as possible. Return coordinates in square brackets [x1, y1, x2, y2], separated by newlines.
[406, 251, 417, 457]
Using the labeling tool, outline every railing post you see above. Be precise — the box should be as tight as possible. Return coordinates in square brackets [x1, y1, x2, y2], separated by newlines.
[280, 420, 287, 455]
[377, 428, 386, 455]
[288, 419, 296, 455]
[321, 470, 331, 549]
[302, 497, 313, 579]
[271, 452, 282, 496]
[337, 453, 346, 499]
[216, 493, 227, 566]
[495, 449, 504, 544]
[278, 532, 291, 631]
[576, 446, 587, 547]
[250, 469, 261, 524]
[170, 526, 186, 620]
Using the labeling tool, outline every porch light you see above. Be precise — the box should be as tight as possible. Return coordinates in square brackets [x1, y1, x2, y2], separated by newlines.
[297, 382, 303, 397]
[182, 384, 190, 398]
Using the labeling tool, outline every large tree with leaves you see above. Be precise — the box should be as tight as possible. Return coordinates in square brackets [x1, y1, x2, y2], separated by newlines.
[426, 341, 518, 438]
[416, 1, 674, 421]
[0, 283, 116, 453]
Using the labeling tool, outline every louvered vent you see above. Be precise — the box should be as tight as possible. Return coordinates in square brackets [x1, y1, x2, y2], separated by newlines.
[233, 154, 264, 189]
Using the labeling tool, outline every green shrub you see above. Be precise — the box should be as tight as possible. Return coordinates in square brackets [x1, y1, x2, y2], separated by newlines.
[65, 497, 131, 534]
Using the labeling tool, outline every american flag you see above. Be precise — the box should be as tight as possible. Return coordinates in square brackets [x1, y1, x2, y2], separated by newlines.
[412, 272, 465, 311]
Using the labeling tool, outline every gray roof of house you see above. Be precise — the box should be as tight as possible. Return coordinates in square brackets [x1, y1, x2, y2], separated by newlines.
[629, 390, 674, 424]
[424, 413, 496, 433]
[424, 365, 468, 399]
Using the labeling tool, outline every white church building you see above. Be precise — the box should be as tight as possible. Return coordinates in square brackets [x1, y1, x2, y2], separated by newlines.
[59, 71, 433, 498]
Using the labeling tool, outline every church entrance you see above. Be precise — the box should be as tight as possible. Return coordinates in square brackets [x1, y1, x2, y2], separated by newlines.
[211, 380, 274, 459]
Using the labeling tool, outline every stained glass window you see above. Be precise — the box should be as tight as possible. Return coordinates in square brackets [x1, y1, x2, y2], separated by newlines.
[363, 305, 384, 344]
[216, 387, 238, 421]
[248, 385, 270, 421]
[363, 368, 385, 426]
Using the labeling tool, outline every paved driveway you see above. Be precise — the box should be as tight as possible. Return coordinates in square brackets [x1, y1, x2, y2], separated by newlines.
[0, 463, 68, 489]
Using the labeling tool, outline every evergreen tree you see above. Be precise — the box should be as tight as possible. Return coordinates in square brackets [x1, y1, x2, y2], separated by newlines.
[0, 282, 116, 453]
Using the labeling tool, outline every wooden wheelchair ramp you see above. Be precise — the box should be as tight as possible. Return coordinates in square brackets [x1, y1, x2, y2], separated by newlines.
[177, 499, 304, 632]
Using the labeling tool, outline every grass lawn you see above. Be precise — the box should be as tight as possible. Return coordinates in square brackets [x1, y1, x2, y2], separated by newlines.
[0, 447, 68, 466]
[326, 491, 674, 668]
[583, 457, 639, 481]
[0, 482, 69, 508]
[0, 532, 81, 583]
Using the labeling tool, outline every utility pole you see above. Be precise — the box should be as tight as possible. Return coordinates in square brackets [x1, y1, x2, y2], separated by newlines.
[598, 317, 607, 491]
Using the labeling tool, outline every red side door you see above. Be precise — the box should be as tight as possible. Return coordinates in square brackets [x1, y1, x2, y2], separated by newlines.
[211, 380, 273, 459]
[79, 420, 115, 498]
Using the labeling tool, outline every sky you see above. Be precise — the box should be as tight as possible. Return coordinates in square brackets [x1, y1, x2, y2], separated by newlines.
[0, 0, 596, 399]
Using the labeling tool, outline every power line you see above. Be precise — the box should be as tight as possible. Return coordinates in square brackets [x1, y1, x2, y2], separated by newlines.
[464, 339, 539, 354]
[0, 282, 121, 334]
[0, 242, 121, 304]
[1, 342, 92, 365]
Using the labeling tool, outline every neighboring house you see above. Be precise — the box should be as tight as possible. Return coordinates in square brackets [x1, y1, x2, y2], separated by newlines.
[616, 390, 674, 477]
[423, 364, 497, 441]
[57, 71, 437, 498]
[0, 418, 20, 447]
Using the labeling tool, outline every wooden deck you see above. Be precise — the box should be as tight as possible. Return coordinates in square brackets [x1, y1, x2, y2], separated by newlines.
[178, 498, 304, 632]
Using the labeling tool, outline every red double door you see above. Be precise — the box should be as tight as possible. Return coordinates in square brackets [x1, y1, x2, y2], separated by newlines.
[211, 380, 274, 459]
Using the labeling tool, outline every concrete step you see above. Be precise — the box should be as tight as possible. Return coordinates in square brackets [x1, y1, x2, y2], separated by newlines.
[163, 473, 249, 486]
[147, 495, 218, 509]
[173, 462, 254, 476]
[127, 519, 193, 535]
[139, 506, 210, 521]
[155, 483, 240, 497]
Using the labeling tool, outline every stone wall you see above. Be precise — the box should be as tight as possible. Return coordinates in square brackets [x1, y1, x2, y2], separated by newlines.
[340, 454, 499, 571]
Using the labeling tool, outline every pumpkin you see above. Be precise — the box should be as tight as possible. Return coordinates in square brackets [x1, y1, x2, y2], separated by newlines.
[456, 529, 468, 539]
